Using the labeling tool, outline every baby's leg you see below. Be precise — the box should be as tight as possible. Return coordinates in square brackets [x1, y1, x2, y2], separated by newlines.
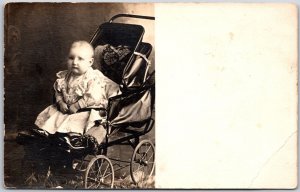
[85, 125, 107, 144]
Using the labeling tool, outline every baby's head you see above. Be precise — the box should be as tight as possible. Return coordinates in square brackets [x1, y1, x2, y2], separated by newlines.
[67, 41, 94, 75]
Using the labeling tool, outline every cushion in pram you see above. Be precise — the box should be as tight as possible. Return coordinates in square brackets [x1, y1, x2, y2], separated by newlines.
[94, 42, 152, 90]
[94, 44, 132, 84]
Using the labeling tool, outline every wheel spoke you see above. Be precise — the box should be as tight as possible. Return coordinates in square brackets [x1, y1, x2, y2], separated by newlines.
[135, 151, 143, 160]
[88, 174, 102, 189]
[87, 176, 97, 182]
[95, 180, 102, 188]
[96, 160, 102, 177]
[134, 164, 145, 173]
[102, 171, 113, 179]
[90, 164, 96, 175]
[141, 145, 152, 160]
[95, 172, 113, 188]
[102, 164, 110, 177]
[96, 168, 101, 178]
[146, 152, 154, 161]
[87, 180, 97, 189]
[96, 180, 110, 188]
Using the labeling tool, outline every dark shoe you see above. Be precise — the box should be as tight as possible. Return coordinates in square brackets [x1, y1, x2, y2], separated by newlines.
[66, 134, 98, 153]
[16, 130, 38, 145]
[84, 135, 99, 153]
[31, 127, 50, 138]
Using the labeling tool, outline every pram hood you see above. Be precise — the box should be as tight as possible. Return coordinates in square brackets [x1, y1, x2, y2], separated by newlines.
[90, 18, 154, 129]
[91, 22, 153, 90]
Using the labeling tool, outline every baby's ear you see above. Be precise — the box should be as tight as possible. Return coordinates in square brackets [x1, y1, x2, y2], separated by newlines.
[89, 58, 94, 65]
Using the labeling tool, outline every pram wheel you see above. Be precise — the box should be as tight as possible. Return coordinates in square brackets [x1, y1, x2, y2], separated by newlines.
[130, 139, 155, 185]
[84, 155, 114, 189]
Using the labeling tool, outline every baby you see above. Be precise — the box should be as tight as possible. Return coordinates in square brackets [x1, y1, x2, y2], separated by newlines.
[35, 41, 119, 144]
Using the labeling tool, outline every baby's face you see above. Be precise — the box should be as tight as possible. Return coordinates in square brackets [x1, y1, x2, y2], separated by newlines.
[67, 46, 94, 75]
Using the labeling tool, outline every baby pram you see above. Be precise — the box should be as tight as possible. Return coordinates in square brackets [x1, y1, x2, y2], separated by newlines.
[16, 14, 155, 189]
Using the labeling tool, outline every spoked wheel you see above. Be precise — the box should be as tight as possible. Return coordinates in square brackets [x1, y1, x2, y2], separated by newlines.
[84, 155, 114, 189]
[130, 139, 155, 185]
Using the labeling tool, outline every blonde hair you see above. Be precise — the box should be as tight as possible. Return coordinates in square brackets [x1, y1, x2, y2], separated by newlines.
[70, 41, 94, 58]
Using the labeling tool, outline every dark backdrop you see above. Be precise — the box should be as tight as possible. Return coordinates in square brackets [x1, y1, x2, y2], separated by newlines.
[4, 3, 154, 135]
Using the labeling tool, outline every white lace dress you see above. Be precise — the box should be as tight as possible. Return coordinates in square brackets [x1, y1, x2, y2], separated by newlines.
[35, 67, 119, 134]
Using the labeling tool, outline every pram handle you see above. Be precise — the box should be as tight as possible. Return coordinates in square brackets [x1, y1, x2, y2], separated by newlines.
[109, 14, 155, 23]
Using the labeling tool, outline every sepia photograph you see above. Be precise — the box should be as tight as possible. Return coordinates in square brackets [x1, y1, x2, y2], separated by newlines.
[4, 3, 155, 189]
[4, 2, 298, 190]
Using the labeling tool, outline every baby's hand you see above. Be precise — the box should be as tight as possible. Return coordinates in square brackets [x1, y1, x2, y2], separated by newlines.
[58, 101, 69, 114]
[69, 103, 80, 114]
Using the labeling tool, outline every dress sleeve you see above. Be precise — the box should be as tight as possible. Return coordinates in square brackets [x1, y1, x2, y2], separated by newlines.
[54, 81, 64, 103]
[53, 70, 68, 103]
[73, 70, 121, 111]
[76, 72, 107, 109]
[103, 77, 120, 99]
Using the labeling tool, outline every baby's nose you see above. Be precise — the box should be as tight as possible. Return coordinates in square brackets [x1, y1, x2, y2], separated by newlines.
[73, 58, 79, 65]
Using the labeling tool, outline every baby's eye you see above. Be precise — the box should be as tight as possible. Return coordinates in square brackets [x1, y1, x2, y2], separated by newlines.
[68, 56, 74, 60]
[78, 57, 84, 61]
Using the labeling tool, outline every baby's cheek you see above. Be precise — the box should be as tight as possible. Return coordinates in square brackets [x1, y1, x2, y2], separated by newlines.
[67, 62, 72, 69]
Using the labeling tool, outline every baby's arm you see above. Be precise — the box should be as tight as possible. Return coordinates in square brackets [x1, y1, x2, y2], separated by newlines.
[69, 75, 106, 114]
[54, 81, 69, 113]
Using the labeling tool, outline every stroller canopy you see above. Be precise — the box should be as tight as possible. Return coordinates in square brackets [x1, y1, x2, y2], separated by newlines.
[91, 21, 152, 91]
